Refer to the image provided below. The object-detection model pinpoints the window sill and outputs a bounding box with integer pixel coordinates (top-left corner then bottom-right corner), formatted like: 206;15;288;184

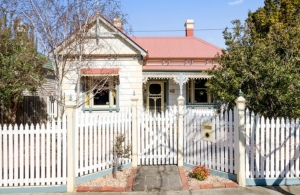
83;107;120;112
186;104;215;109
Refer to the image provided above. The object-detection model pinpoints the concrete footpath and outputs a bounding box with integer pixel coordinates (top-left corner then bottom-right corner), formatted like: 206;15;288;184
9;186;300;195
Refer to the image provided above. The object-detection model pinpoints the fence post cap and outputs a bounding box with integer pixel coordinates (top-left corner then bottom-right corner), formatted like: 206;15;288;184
235;96;246;103
131;96;138;101
235;96;246;110
177;95;185;101
65;102;76;108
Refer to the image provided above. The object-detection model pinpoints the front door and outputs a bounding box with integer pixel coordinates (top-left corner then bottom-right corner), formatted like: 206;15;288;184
146;81;164;112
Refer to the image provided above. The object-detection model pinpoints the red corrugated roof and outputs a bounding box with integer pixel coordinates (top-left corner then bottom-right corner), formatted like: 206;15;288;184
131;36;222;58
81;68;119;76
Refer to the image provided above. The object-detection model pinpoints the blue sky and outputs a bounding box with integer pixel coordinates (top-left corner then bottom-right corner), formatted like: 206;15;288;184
121;0;265;49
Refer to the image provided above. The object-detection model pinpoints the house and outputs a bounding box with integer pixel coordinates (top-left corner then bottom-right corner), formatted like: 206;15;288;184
55;15;221;112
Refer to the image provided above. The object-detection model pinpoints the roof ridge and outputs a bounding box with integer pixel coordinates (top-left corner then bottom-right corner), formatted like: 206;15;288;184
191;36;222;50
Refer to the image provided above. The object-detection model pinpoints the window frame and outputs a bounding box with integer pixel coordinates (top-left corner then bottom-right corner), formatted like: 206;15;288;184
82;76;119;112
188;79;213;104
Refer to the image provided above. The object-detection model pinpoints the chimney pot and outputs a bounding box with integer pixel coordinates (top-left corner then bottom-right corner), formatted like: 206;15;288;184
184;20;194;37
113;17;123;31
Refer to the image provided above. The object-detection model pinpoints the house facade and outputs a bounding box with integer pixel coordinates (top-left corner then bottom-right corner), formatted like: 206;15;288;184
57;15;221;112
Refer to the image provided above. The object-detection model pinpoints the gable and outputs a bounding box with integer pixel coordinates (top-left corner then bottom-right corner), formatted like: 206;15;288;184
53;15;147;57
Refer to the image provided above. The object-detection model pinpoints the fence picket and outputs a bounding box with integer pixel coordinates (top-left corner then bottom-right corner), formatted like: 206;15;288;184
19;124;24;185
41;123;46;185
270;118;275;178
216;113;220;171
62;115;67;184
245;110;250;179
265;118;270;178
174;106;177;165
193;114;197;165
56;119;61;183
13;124;18;186
296;119;300;177
165;110;169;165
255;114;260;178
36;124;40;185
8;124;13;186
97;115;101;171
46;122;51;185
275;118;280;177
220;111;224;172
286;119;290;178
250;112;255;178
197;114;201;165
280;118;285;178
261;116;265;178
154;112;158;165
225;111;229;173
93;115;97;172
291;119;295;177
51;120;56;183
169;109;173;165
89;114;93;174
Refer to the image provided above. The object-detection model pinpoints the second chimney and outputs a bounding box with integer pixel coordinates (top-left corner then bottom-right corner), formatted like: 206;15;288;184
184;20;194;37
113;17;123;31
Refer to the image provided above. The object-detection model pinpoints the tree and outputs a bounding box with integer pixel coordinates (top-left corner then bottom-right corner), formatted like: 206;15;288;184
0;7;47;123
6;0;130;115
112;134;131;179
207;0;300;118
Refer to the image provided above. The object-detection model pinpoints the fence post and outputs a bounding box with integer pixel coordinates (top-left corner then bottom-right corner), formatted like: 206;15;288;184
131;95;138;167
235;95;246;187
177;95;185;167
65;103;76;192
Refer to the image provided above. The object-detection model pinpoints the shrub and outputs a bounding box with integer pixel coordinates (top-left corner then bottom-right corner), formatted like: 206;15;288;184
191;165;210;181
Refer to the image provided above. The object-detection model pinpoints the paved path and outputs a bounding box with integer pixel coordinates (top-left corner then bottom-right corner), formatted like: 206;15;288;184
133;165;182;192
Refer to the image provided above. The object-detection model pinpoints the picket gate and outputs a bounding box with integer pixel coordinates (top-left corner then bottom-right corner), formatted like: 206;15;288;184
137;107;178;165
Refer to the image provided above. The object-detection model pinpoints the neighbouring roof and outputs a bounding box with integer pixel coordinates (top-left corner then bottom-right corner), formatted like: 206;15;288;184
43;60;54;71
81;68;119;76
131;36;222;59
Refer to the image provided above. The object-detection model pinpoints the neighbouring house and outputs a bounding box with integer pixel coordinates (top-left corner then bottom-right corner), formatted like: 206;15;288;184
54;14;221;113
0;60;57;125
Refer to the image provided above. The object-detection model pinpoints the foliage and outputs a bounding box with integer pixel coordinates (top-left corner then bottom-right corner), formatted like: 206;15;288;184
191;165;210;181
207;0;300;118
112;134;131;179
0;7;46;122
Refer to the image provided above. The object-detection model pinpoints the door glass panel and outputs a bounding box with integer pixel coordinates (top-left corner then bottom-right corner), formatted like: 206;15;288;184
149;98;162;112
149;84;161;94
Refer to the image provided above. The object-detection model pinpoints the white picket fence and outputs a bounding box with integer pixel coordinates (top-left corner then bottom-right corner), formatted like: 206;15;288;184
0;116;67;187
245;110;300;179
75;108;132;176
3;102;300;189
184;108;236;173
137;106;178;165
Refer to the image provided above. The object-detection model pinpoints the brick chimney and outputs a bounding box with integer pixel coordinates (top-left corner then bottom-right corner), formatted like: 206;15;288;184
184;20;194;37
113;17;123;31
